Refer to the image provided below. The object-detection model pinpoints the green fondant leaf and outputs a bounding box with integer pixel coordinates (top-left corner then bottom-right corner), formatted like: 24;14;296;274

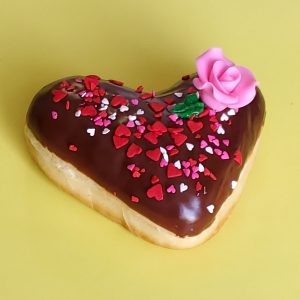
169;93;204;119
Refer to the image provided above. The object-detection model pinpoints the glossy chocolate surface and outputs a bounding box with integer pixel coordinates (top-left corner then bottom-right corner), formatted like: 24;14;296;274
27;75;265;237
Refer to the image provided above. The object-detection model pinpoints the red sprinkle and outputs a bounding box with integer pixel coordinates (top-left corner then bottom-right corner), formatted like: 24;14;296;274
164;98;174;105
187;120;203;133
169;148;179;156
172;133;188;147
65;100;70;110
234;150;243;165
111;95;128;107
149;102;165;113
131;196;140;203
199;154;208;162
144;132;159;144
81;105;97;117
140;92;152;100
146;148;161;161
52;89;67;103
147;183;163;201
167;163;183;178
195;182;202;191
113;136;129;149
115;124;131;137
127;143;142;158
109;79;124;86
68;144;78;152
135;85;144;93
147;121;167;133
84;75;100;91
151;175;160;184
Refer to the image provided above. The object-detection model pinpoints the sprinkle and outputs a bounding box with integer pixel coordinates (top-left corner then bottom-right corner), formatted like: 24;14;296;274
231;180;238;189
198;163;205;173
135;120;141;126
220;113;229;121
113;136;129;149
187;120;203;133
214;148;222;156
131;196;140;203
128;115;137;121
51;111;58;120
108;112;117;120
136;109;144;115
182;161;190;168
206;204;214;214
120;105;129;112
75;110;81;117
192;172;199;180
176;119;183;126
109;79;124;86
223;139;230;146
146;148;161;161
68;144;78;152
131;98;139;105
164;98;174;105
234;150;243;165
200;140;208;149
148;121;167;133
167;163;183;178
172;133;187;147
111;95;128;107
84;75;100;91
127;164;135;171
195;182;202;191
205;146;213;154
174;92;183;98
151;176;160;184
149;102;165;113
160;158;168;167
199;154;208;162
102;98;109;105
87;128;95;136
103;119;111;127
126;121;135;127
168;114;178;122
65;100;70;110
167;185;176;193
217;125;225;135
137;125;145;133
81;105;97;117
221;151;230;160
144;132;159;144
180;183;188;193
147;183;163;201
52;89;67;102
227;109;236;116
183;168;191;177
140;92;152;100
169;148;179;156
174;160;181;169
135;85;144;93
127;143;142;158
102;128;110;135
186;143;194;151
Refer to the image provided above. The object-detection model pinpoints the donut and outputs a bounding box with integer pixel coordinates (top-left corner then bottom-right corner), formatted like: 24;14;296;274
25;48;265;249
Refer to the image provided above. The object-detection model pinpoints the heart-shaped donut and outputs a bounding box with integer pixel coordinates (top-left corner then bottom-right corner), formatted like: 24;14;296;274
25;49;265;248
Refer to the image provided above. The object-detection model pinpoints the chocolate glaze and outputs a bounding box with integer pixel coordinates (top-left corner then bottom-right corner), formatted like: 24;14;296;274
26;75;265;237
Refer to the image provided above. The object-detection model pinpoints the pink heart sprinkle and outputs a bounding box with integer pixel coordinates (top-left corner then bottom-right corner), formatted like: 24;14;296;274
192;173;199;180
214;148;222;156
166;145;174;151
182;161;190;168
126;121;135;128
183;168;191;177
212;139;220;146
192;166;199;173
127;164;135;171
209;109;216;116
131;98;139;105
167;185;176;193
221;151;230;160
51;111;58;120
208;135;215;143
94;119;103;126
176;119;183;125
160;158;168;167
223;139;230;146
86;92;93;97
200;140;208;149
137;125;145;133
169;114;178;122
103;119;111;127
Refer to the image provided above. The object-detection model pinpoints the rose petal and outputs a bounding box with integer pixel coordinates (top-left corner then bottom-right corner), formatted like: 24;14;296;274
219;66;241;93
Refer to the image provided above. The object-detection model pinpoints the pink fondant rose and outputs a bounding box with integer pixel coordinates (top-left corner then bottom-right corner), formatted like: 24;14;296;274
193;48;258;112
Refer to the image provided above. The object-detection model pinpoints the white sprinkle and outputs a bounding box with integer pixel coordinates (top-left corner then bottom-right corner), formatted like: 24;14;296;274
186;143;194;151
180;183;188;192
231;180;238;189
135;120;141;126
75;110;81;117
198;163;205;173
99;105;108;111
102;128;110;135
205;146;213;154
120;105;129;112
217;125;225;135
102;98;109;105
136;109;144;115
128;115;137;121
220;113;229;121
87;128;95;136
227;109;236;116
174;92;183;98
108;112;117;120
207;204;215;214
163;153;169;163
196;91;200;99
174;160;181;169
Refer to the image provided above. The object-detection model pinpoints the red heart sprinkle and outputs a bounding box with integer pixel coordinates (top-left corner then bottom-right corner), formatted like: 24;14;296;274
147;183;163;201
81;105;97;117
204;168;211;176
111;95;128;107
187;120;203;133
169;148;179;156
84;75;100;91
209;116;218;123
146;148;161;161
154;112;163;118
149;102;165;113
210;124;218;132
127;143;142;158
151;175;160;184
234;150;243;165
140;92;152;100
113;136;129;149
99;89;106;97
98;110;107;118
198;109;210;118
167;163;183;178
52;89;67;103
164;98;174;105
135;85;144;93
115;124;131;137
109;79;124;86
188;158;197;166
199;154;208;162
60;80;69;88
68;144;78;152
187;86;197;93
65;100;70;110
131;196;140;203
144;132;159;144
172;133;187;147
167;127;184;134
147;121;167;133
195;182;202;191
133;132;142;139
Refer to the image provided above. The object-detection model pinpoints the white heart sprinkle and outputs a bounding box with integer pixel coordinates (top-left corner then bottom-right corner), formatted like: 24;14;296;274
160;147;167;154
205;146;213;154
87;128;95;136
108;112;117;120
231;180;238;189
198;163;205;173
180;183;188;192
163;153;169;163
207;204;215;214
220;113;229;121
102;128;110;135
196;91;200;99
174;160;181;169
75;110;81;117
128;115;137;121
174;92;183;98
186;143;194;151
100;105;108;111
227;109;236;116
217;125;225;135
102;98;109;105
135;120;141;126
120;105;129;112
136;109;144;115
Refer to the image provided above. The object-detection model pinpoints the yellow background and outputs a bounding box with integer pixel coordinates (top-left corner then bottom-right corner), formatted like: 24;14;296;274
0;0;299;299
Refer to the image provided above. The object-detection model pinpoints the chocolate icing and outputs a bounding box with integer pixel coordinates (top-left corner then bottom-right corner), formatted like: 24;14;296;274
26;75;265;237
